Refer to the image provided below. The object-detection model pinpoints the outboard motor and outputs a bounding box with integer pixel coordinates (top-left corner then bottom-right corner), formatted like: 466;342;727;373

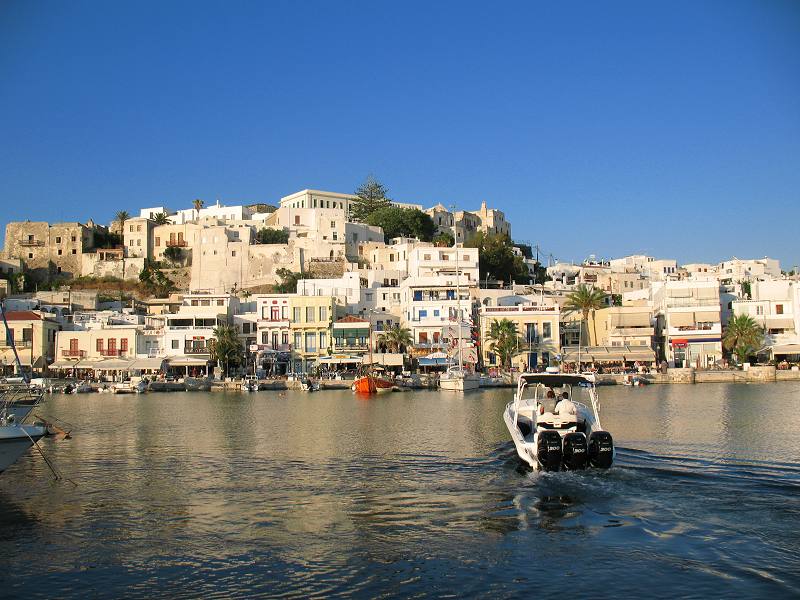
587;431;614;468
536;430;563;471
562;432;588;470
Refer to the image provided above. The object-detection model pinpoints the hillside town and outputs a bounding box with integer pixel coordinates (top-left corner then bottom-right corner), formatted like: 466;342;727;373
1;181;799;384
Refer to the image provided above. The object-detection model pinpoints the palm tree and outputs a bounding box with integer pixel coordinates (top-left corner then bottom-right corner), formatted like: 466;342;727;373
378;324;412;353
152;212;171;225
723;314;764;364
193;199;205;219
486;318;521;369
563;284;607;345
114;210;130;278
210;324;243;376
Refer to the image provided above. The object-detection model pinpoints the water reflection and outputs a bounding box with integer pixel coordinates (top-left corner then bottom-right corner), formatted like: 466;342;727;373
0;384;798;598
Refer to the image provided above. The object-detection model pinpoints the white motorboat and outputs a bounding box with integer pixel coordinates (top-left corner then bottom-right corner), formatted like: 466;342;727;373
299;377;320;392
66;380;94;394
622;374;647;387
439;368;480;392
112;379;147;394
0;413;46;474
503;372;614;471
242;376;259;392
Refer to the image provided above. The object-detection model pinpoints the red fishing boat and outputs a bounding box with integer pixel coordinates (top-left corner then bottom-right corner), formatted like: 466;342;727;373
351;374;394;394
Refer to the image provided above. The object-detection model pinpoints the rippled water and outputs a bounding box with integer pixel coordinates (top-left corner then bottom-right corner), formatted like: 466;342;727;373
2;383;799;598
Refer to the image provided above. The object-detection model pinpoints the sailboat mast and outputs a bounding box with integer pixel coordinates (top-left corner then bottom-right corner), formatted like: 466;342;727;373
455;239;462;370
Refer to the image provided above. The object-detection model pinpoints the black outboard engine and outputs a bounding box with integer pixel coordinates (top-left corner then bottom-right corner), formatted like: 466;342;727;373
562;432;588;470
587;431;614;468
536;430;563;471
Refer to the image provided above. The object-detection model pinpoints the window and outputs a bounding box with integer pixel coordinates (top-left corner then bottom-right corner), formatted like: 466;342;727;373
419;310;428;318
262;332;268;344
319;307;327;321
58;249;62;255
293;308;301;322
72;249;76;254
294;215;300;225
330;221;335;228
332;231;338;241
294;333;302;350
424;254;431;260
231;251;236;257
776;304;784;315
71;235;76;242
756;306;764;315
282;332;289;345
172;340;179;349
56;236;62;243
28;253;33;259
319;332;327;349
419;332;428;343
217;300;224;306
306;307;315;322
433;310;440;317
120;338;128;353
543;322;552;339
155;237;160;246
129;225;134;232
96;339;104;352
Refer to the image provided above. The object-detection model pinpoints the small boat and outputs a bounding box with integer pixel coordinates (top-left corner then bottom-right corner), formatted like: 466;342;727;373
352;375;393;394
242;376;259;392
67;380;94;394
439;367;480;392
622;374;647;387
503;372;614;471
112;379;147;394
299;376;319;392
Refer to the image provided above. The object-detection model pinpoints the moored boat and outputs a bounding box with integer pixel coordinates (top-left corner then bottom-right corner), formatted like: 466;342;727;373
439;368;480;392
352;375;393;394
112;379;147;394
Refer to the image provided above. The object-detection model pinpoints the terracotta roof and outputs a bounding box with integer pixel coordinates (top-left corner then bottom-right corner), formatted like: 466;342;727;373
3;310;43;321
335;315;370;324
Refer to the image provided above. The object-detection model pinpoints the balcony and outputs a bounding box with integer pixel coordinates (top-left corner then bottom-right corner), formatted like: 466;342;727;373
19;239;45;247
333;343;369;351
665;298;719;308
166;240;188;247
100;349;125;357
62;349;86;358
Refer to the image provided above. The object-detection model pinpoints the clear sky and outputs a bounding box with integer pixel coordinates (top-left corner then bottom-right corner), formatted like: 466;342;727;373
1;0;799;268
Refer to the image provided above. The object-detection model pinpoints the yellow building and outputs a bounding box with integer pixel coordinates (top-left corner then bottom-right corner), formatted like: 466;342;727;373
0;310;61;376
479;303;560;371
288;295;335;372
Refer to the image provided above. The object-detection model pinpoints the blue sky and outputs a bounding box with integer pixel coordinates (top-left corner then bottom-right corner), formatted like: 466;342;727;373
1;0;799;268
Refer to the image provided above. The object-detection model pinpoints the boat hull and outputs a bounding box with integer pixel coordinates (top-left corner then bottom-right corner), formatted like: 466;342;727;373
352;376;393;394
440;375;480;392
0;425;46;474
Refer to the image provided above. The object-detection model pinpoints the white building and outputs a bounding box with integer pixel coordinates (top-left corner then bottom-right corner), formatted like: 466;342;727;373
718;257;781;284
732;280;800;359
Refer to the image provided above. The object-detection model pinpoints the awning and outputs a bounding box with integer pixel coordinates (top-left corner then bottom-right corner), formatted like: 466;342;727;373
94;359;135;371
772;344;800;356
371;353;404;367
669;312;695;327
765;317;795;330
611;312;651;327
129;357;165;370
167;356;212;367
316;355;363;365
50;359;82;369
418;356;454;366
562;346;656;363
0;349;32;366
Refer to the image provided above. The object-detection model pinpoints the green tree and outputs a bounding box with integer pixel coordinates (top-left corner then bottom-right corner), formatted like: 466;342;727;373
210;324;243;376
139;260;175;297
152;212;171;225
563;284;607;345
115;210;130;232
378;324;413;353
163;245;183;265
274;268;303;294
193;199;205;211
432;231;455;247
466;232;529;284
723;314;764;364
256;228;290;244
365;206;436;242
351;176;391;222
486;319;522;369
